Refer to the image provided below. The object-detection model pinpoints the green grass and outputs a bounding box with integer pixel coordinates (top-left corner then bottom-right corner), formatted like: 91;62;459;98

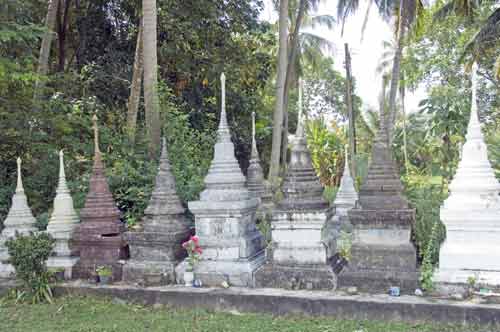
0;295;491;332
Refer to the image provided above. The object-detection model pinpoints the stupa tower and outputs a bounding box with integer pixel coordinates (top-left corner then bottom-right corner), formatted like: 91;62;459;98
435;64;500;286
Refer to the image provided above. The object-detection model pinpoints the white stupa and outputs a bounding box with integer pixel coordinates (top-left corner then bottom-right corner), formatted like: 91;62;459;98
46;150;80;278
333;146;358;218
0;158;38;278
435;64;500;286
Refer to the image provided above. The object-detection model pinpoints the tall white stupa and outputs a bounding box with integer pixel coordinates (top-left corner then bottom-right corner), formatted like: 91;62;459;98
0;158;38;278
46;150;80;278
435;64;500;286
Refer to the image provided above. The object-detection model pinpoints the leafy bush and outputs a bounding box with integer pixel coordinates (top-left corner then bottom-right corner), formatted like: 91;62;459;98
5;232;56;303
404;175;447;265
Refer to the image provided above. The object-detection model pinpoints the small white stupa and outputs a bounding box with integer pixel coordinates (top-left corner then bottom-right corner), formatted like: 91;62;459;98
0;158;38;278
46;150;80;278
324;145;358;257
435;64;500;286
333;146;358;219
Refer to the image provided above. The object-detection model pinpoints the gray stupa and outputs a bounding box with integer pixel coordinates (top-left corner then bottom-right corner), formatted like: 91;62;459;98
188;73;265;287
246;111;273;218
46;150;80;279
255;82;335;290
338;109;418;293
0;158;38;278
123;138;190;285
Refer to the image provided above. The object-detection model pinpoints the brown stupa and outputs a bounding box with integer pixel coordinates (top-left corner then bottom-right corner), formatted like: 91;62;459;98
74;115;128;280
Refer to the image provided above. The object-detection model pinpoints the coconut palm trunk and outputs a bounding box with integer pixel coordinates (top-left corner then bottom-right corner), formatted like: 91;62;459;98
126;19;143;143
386;0;405;142
34;0;59;99
143;0;161;156
268;0;289;185
280;0;307;171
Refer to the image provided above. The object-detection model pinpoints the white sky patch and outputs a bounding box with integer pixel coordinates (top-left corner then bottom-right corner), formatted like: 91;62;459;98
260;0;427;116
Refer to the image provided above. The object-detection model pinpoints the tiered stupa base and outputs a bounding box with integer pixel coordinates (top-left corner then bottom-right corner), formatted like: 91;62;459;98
338;210;419;293
189;200;265;287
123;229;189;285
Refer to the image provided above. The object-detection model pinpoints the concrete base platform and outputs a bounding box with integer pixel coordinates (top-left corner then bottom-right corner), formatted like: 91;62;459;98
122;260;177;286
47;256;79;280
50;282;500;327
255;263;336;290
338;268;419;294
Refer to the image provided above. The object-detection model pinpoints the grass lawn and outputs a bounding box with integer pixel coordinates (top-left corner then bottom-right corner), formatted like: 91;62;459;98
0;295;490;332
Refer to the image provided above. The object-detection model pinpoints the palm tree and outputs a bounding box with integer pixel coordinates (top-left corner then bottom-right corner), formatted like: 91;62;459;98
268;0;289;185
337;0;424;141
143;0;161;156
376;39;410;174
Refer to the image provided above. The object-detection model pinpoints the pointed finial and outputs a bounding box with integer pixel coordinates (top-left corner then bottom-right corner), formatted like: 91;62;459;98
16;157;24;192
59;150;66;179
220;73;227;126
296;78;304;138
92;114;100;154
161;137;168;159
251;112;258;158
344;144;351;177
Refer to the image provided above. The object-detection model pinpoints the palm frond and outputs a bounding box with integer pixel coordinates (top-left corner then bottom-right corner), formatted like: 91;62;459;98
337;0;360;36
303;14;336;30
462;7;500;60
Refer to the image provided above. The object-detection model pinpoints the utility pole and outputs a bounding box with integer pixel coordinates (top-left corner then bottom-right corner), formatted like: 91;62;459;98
344;43;356;178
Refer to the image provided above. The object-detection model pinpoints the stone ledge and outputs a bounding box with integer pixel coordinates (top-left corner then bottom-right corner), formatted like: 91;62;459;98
50;282;500;327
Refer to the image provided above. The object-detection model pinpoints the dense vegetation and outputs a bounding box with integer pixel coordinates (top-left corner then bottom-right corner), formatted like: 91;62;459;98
0;0;498;272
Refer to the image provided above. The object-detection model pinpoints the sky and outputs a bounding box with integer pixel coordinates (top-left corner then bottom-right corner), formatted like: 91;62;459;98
260;0;427;115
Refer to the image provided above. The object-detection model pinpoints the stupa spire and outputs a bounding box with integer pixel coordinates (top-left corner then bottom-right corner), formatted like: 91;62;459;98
296;79;304;138
92;114;100;154
16;157;23;192
200;72;248;201
333;145;358;215
251;112;259;159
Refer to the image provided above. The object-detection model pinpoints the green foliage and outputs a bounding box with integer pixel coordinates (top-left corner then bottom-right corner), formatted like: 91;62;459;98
306;118;346;186
95;266;112;277
5;232;55;304
404;175;447;265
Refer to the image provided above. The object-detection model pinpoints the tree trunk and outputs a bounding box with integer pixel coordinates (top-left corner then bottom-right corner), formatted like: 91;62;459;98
57;0;72;72
344;43;356;178
34;0;59;99
268;0;289;185
360;0;373;43
126;19;143;143
143;0;161;156
400;83;409;175
280;0;306;175
386;0;405;142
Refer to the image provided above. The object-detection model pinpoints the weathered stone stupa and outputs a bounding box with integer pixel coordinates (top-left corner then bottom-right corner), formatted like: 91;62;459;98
246;111;273;217
435;64;500;286
73;115;128;280
0;158;38;278
338;108;418;293
188;73;265;287
255;82;334;290
324;146;358;256
46;150;80;278
123;137;190;285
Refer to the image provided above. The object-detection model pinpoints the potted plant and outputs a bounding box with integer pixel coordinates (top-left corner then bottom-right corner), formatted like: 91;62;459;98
182;235;202;286
330;231;352;274
96;266;112;285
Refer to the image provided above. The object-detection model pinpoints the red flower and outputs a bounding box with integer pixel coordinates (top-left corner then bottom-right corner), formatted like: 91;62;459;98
182;241;189;248
191;235;199;243
195;247;203;254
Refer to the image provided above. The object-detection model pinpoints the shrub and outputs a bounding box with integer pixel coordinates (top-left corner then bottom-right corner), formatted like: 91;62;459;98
5;232;55;303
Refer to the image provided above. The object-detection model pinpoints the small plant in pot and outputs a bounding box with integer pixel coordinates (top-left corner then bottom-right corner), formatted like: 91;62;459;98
96;266;113;285
330;231;352;274
182;235;202;286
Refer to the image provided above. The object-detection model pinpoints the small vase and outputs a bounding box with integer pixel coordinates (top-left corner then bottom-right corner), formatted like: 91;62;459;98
184;271;194;287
